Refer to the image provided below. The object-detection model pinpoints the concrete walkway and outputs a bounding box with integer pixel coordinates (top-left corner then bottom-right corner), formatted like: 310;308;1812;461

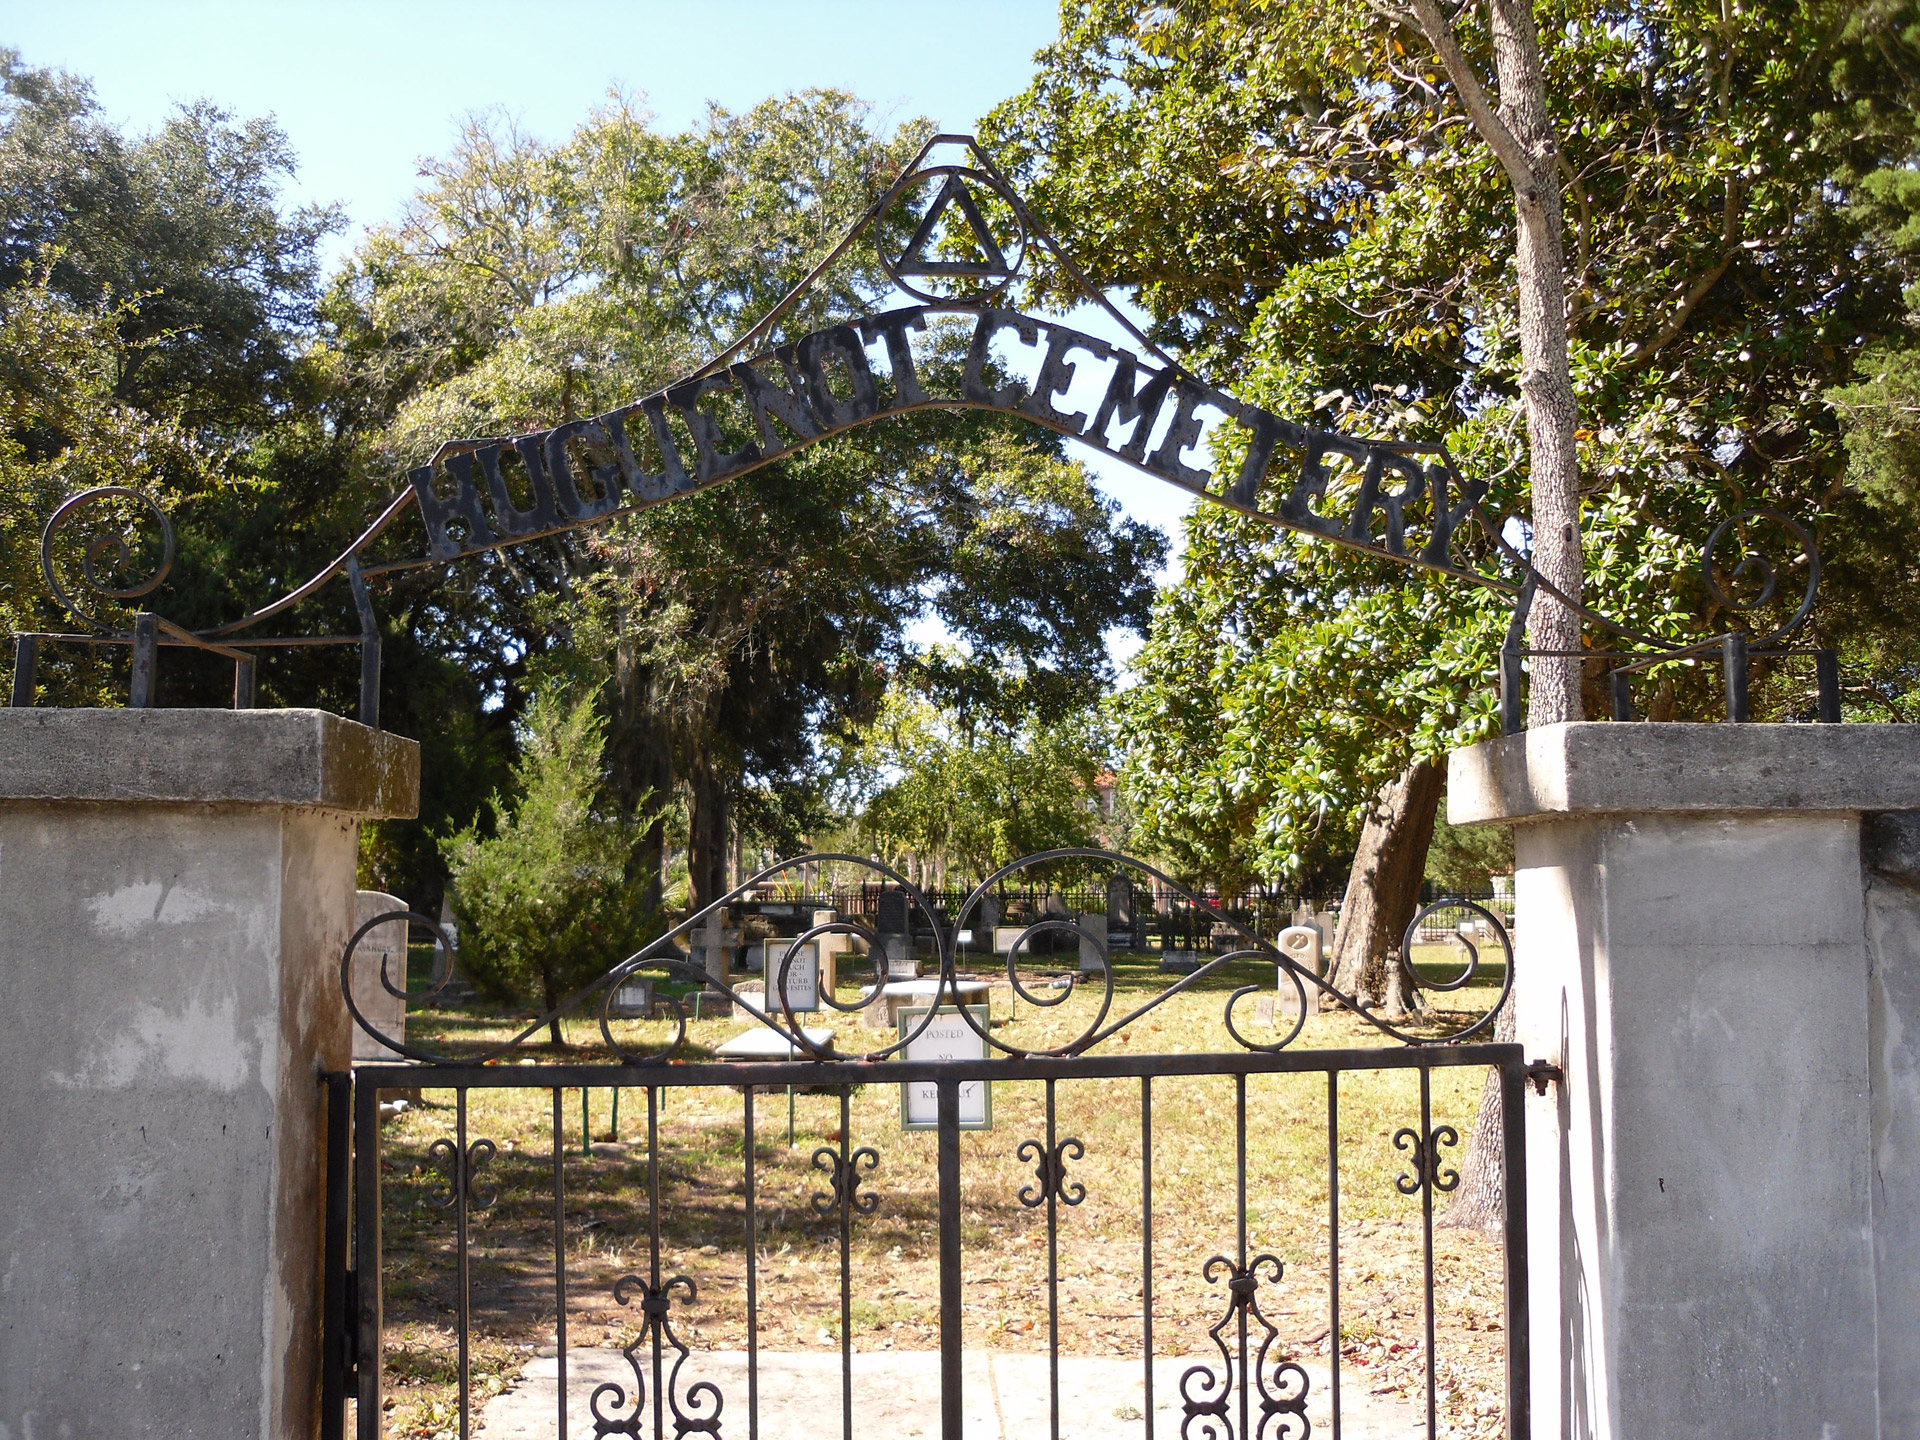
476;1347;1424;1438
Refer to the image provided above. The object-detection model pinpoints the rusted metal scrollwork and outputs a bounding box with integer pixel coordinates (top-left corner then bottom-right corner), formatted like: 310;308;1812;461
1181;1255;1311;1440
1016;1136;1087;1208
809;1144;881;1218
1701;508;1821;647
592;1274;723;1439
341;848;1515;1067
38;486;176;628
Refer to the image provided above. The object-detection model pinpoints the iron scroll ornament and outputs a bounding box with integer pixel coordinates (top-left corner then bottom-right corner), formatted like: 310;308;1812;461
340;848;1515;1067
19;132;1823;718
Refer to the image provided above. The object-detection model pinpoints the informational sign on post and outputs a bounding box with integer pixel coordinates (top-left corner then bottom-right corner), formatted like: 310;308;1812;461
768;940;820;1013
897;1004;992;1131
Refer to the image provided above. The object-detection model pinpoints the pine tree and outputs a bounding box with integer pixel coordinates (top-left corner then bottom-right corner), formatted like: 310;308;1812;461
441;689;656;1046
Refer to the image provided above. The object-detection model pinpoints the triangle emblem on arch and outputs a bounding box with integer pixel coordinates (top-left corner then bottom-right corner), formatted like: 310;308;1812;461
894;172;1015;278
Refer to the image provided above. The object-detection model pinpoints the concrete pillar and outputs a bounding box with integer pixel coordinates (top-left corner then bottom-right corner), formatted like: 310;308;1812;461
0;709;417;1440
1450;722;1920;1440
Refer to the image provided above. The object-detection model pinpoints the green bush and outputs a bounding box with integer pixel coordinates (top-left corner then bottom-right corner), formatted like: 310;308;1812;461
441;689;657;1041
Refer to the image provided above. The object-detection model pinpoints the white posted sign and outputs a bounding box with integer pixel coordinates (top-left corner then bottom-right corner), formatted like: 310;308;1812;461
768;941;820;1013
897;1004;992;1131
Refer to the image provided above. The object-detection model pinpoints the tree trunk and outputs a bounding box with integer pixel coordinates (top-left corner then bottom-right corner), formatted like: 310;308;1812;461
1489;0;1584;727
1405;0;1584;725
1392;0;1584;1238
1439;998;1515;1235
608;630;672;913
541;965;566;1049
1324;758;1444;1015
686;749;732;915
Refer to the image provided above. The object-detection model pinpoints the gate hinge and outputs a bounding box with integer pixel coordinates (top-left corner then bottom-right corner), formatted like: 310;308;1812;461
1525;1059;1564;1096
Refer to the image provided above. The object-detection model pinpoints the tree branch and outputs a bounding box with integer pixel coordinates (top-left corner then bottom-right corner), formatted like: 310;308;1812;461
1622;180;1743;369
1371;0;1538;191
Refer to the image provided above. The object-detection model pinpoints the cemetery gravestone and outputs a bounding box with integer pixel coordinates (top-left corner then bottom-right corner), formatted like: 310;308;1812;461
692;914;738;1016
351;890;409;1062
876;888;915;978
1277;924;1323;977
811;909;844;995
609;976;655;1018
1106;873;1133;941
1077;914;1108;973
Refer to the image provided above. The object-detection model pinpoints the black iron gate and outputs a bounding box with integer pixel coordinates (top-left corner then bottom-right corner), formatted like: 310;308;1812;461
324;1045;1528;1440
320;849;1531;1440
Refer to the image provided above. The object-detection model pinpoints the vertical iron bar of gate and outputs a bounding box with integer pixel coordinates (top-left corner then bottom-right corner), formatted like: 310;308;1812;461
1326;1072;1341;1438
11;633;38;706
1045;1078;1065;1440
456;1088;473;1440
1139;1077;1153;1440
321;1072;352;1440
552;1088;568;1440
837;1086;854;1440
745;1086;761;1440
1418;1067;1438;1440
129;611;157;707
1235;1075;1249;1440
937;1078;963;1440
1501;1058;1532;1440
648;1086;664;1440
353;1071;383;1438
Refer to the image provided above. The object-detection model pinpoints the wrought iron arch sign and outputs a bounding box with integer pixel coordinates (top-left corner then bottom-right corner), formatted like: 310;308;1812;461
19;134;1830;728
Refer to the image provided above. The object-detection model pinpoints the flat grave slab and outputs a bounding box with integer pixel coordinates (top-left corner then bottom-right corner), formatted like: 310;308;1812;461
714;1025;836;1059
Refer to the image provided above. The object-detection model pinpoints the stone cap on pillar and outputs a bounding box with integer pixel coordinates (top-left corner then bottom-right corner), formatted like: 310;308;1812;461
1450;721;1920;824
0;707;419;817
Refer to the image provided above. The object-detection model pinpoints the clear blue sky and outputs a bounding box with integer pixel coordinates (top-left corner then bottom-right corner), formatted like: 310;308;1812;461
8;2;1194;636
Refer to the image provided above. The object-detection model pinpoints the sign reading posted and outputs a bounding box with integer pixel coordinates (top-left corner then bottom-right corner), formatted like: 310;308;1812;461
897;1004;992;1131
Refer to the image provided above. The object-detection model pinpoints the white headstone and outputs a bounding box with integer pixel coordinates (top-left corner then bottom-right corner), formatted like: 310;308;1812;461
353;890;409;1062
1278;924;1323;977
1077;914;1108;973
692;915;737;988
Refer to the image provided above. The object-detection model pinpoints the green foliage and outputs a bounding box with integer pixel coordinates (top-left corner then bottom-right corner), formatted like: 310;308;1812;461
0;46;340;431
989;0;1920;882
327;94;1165;897
0;267;214;704
440;689;657;1015
0;48;516;900
848;686;1107;877
1424;808;1514;895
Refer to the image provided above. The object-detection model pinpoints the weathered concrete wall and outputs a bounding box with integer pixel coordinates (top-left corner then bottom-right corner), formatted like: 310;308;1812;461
1864;814;1920;1440
1513;812;1876;1439
0;710;415;1440
1452;722;1920;1440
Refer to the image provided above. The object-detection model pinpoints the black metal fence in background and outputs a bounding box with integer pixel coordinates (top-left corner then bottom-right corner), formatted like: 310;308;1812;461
731;881;1515;959
733;882;1306;958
